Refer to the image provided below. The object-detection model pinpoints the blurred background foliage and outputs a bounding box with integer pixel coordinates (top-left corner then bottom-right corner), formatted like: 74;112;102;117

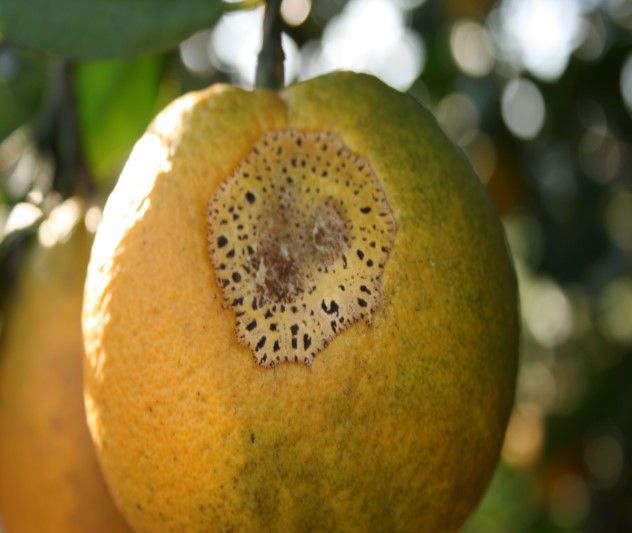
0;0;631;530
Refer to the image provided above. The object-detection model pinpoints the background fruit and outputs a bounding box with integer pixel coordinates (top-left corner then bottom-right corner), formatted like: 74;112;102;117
0;212;130;533
83;72;519;531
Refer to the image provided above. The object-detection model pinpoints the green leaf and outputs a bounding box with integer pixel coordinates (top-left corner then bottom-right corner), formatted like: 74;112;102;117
0;47;47;141
75;56;163;182
0;0;224;59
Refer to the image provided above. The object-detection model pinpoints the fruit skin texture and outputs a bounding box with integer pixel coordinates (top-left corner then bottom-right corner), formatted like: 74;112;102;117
83;72;519;532
0;226;130;533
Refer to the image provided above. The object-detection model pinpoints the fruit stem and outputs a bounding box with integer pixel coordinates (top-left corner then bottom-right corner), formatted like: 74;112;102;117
255;0;284;89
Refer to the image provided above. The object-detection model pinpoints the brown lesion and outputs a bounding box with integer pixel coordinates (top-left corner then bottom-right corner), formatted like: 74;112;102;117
251;241;302;304
311;197;349;260
250;196;350;305
207;129;396;367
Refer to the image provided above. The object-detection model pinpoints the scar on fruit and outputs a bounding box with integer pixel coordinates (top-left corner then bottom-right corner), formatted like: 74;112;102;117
208;129;397;367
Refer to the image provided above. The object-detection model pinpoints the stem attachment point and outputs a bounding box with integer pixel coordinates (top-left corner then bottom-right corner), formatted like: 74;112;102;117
255;0;284;90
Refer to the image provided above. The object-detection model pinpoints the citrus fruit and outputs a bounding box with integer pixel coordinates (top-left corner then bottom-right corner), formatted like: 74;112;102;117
0;207;130;533
83;72;519;531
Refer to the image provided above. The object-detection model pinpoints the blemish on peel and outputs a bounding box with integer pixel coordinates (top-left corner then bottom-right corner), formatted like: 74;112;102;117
208;129;396;367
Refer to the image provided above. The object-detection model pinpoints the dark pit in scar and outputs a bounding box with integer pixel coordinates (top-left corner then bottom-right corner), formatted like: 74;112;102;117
208;129;397;367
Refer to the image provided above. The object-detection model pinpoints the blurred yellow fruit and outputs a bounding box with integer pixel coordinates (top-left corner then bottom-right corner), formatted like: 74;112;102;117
83;72;519;531
0;220;130;533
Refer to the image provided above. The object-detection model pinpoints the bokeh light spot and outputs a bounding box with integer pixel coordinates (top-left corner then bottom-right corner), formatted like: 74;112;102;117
502;404;545;468
281;0;311;26
620;51;632;114
0;48;17;81
210;6;299;87
584;431;625;490
575;12;607;62
459;129;497;183
179;30;214;77
450;19;494;77
523;277;574;348
518;360;558;412
503;213;545;266
605;0;632;29
495;0;585;81
85;206;103;234
435;92;479;141
579;125;622;183
501;78;545;140
38;198;83;248
301;0;424;90
605;191;632;251
547;474;591;528
597;278;632;345
3;202;41;237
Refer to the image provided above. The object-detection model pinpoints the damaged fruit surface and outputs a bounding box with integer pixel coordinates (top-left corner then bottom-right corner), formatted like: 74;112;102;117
208;129;396;367
82;72;519;532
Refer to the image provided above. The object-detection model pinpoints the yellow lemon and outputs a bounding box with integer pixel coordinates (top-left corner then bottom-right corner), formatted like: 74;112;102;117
83;72;519;532
0;217;130;532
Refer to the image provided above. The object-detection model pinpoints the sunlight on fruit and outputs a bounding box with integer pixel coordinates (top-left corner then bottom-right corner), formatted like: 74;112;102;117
82;72;518;532
84;391;104;450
